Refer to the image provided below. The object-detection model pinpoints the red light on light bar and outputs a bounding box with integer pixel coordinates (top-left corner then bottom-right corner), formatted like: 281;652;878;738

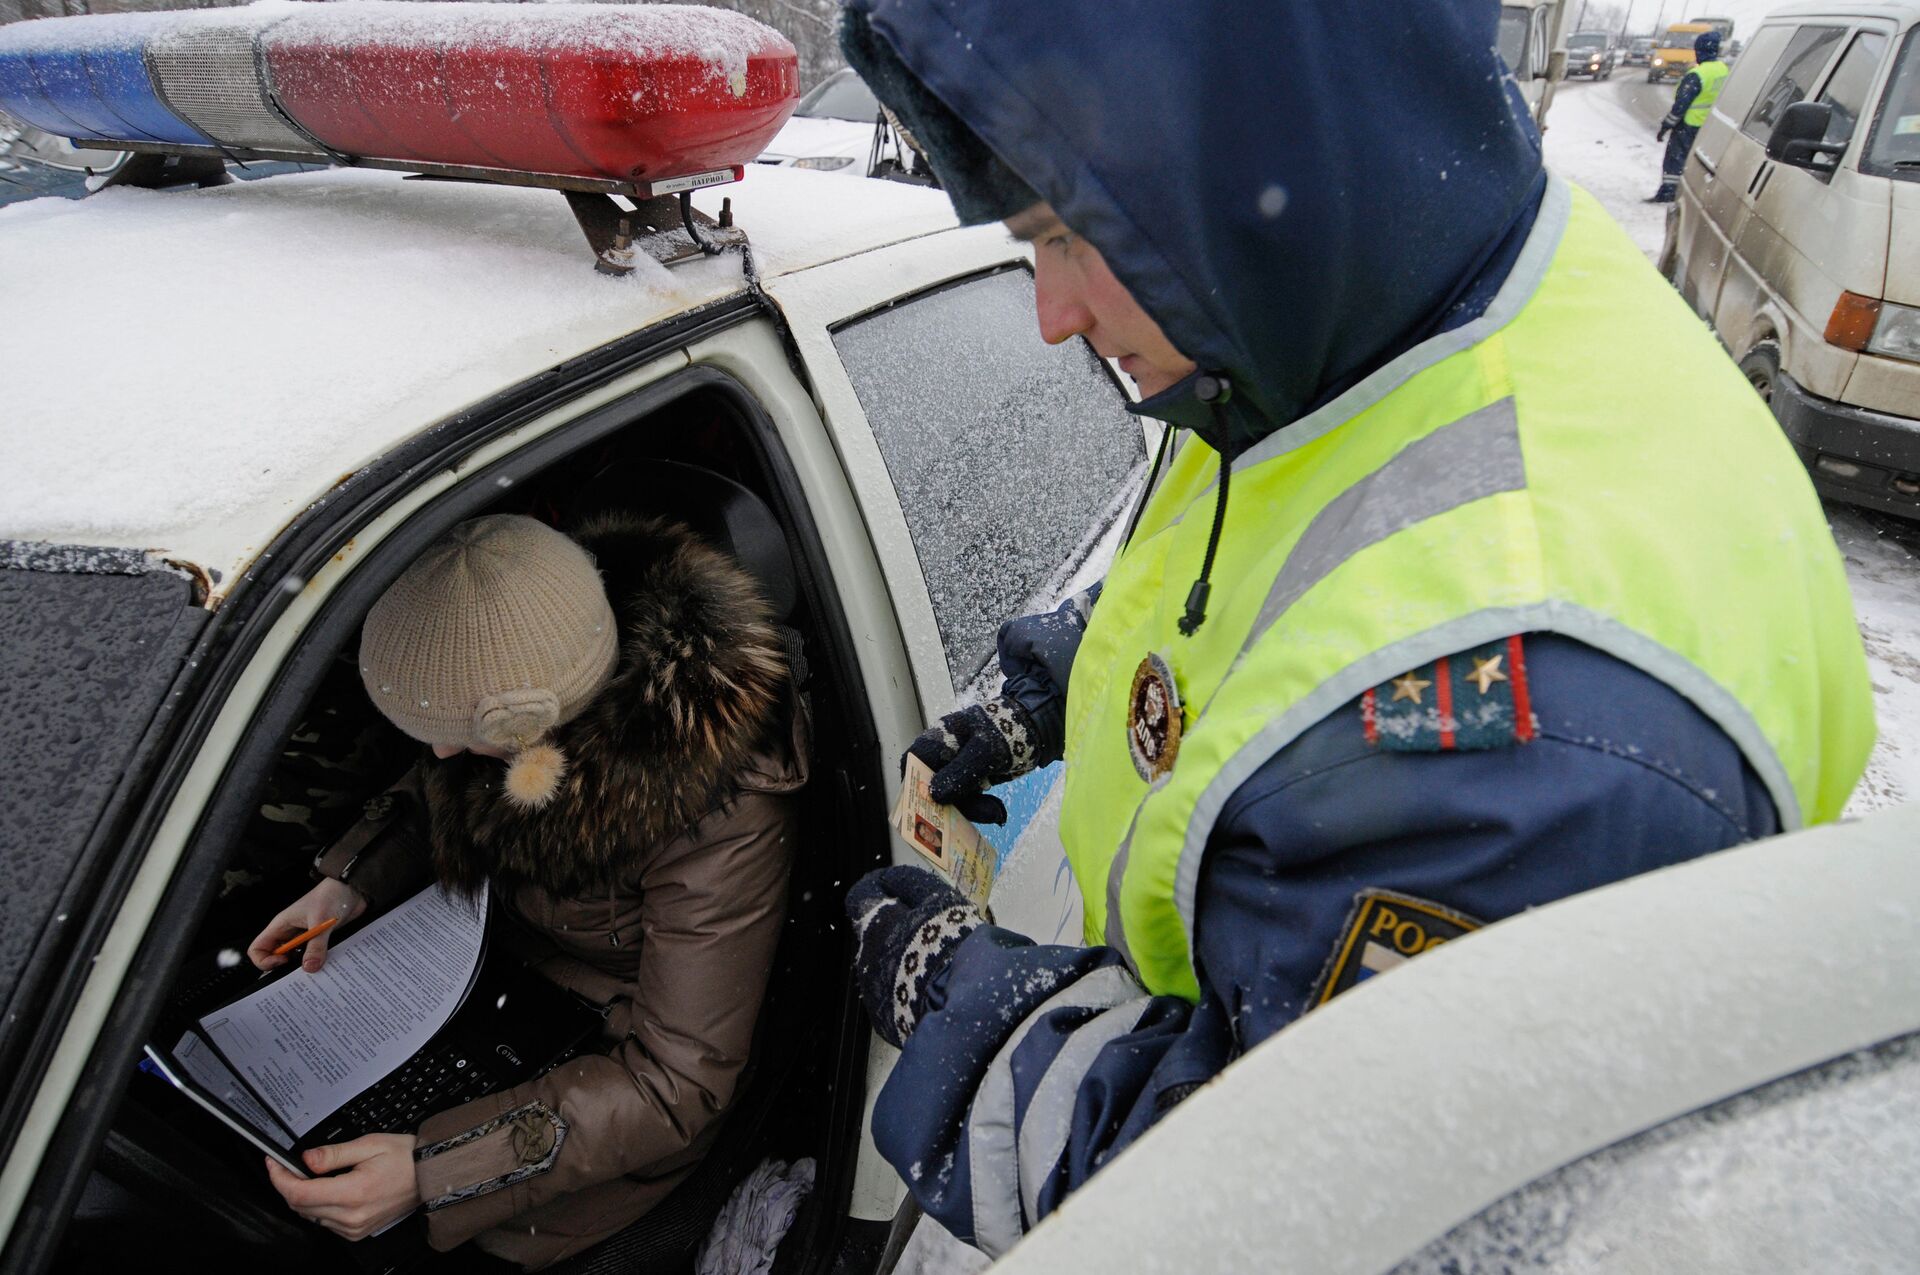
260;5;799;184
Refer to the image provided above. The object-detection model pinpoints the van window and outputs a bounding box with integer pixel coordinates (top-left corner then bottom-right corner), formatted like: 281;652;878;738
1816;32;1889;151
1742;25;1847;143
1497;7;1531;77
1714;24;1796;123
1865;30;1920;177
832;268;1144;689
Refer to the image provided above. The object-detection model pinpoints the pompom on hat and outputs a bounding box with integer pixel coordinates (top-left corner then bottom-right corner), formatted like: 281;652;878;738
359;514;619;810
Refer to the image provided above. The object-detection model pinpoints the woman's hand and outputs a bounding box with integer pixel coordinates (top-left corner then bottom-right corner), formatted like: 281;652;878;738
247;878;368;972
265;1134;420;1240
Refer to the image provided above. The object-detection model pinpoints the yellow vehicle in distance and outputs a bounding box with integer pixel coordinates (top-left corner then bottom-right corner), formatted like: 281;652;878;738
1649;20;1713;80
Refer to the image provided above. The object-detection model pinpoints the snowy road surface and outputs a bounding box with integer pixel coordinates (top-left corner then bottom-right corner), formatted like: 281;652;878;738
1547;77;1920;815
899;75;1920;1274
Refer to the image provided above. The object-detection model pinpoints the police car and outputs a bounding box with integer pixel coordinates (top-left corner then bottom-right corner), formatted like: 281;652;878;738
0;4;1130;1270
1;5;1917;1275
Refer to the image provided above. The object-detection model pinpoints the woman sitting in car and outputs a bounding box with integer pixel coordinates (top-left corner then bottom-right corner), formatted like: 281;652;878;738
246;511;805;1267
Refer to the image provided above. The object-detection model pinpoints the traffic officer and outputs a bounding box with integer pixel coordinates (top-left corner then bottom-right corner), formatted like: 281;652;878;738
1651;30;1730;201
839;1;1874;1257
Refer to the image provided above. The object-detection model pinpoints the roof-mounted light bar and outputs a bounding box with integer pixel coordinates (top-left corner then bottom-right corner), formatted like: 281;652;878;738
0;2;799;273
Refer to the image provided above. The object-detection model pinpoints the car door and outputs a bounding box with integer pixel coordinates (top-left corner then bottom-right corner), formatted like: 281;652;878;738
1676;21;1794;314
1720;23;1850;378
767;229;1147;947
1742;24;1894;394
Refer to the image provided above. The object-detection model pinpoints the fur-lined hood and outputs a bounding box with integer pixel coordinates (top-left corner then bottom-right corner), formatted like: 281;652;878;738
422;513;793;896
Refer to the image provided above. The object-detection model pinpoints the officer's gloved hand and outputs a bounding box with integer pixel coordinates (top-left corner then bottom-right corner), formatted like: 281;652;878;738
846;865;982;1048
905;697;1041;826
1656;121;1672;141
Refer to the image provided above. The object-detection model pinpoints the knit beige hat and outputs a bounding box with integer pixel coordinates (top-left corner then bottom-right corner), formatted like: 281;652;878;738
359;514;619;810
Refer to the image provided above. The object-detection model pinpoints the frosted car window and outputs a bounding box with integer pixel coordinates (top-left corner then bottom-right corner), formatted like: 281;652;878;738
1392;1032;1920;1274
833;268;1143;690
0;561;203;1013
1743;25;1847;143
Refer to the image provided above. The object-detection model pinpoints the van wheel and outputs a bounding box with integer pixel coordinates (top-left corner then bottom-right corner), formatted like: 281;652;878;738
1740;342;1781;408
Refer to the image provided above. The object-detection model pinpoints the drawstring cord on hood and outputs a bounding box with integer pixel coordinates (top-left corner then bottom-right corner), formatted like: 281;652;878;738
1178;375;1235;636
1121;421;1177;552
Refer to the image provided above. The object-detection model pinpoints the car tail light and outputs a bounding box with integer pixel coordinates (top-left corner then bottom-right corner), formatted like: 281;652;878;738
1825;291;1883;352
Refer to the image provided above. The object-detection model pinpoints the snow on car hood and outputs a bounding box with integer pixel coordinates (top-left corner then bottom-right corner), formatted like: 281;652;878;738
0;163;953;586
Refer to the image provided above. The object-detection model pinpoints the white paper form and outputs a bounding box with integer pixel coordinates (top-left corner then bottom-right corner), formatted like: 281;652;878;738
200;882;488;1137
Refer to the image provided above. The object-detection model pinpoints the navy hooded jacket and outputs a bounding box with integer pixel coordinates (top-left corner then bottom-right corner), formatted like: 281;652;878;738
842;0;1778;1253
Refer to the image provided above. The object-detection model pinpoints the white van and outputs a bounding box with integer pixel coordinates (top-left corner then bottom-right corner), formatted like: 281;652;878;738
1664;1;1920;519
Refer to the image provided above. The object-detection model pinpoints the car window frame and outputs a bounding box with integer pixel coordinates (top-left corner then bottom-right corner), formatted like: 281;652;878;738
1711;23;1799;128
826;264;1144;691
1740;22;1852;144
0;303;799;1268
1860;24;1920;181
1812;26;1894;173
765;228;1142;720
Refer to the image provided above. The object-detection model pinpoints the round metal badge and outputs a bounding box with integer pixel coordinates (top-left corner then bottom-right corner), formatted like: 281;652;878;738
1127;652;1183;781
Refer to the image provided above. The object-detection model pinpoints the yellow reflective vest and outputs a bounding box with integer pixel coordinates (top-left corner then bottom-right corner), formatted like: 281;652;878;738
1686;59;1731;127
1059;179;1876;1002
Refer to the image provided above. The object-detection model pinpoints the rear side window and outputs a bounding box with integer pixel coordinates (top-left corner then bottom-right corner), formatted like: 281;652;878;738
1742;25;1848;142
1393;1032;1920;1273
1816;31;1890;151
833;268;1143;690
1713;24;1795;123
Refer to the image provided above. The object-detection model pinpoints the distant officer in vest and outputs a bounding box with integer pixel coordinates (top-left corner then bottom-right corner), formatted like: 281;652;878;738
1651;31;1730;201
837;2;1873;1258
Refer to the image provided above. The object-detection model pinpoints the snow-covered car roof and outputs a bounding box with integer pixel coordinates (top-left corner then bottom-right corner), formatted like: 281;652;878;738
1761;0;1920;18
0;162;956;583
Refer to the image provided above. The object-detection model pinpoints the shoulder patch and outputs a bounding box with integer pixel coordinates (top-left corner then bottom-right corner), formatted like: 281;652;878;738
1310;890;1485;1007
1362;635;1535;751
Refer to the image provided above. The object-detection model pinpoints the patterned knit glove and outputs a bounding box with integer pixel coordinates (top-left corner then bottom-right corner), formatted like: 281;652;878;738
847;865;982;1049
904;697;1042;826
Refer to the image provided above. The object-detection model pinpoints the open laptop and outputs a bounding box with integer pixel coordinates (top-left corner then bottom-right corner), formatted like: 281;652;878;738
146;889;603;1177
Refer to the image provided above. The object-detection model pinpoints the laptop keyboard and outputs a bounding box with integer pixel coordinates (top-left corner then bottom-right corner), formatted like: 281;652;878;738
315;1045;495;1144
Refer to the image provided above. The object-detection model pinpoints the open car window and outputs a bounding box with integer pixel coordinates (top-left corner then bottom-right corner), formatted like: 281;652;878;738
831;268;1143;691
1392;1031;1920;1273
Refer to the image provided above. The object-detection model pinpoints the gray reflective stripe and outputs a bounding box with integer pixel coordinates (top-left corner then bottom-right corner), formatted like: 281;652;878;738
968;965;1142;1258
1111;400;1525;957
1231;177;1572;474
1250;398;1525;644
1015;998;1152;1225
1165;602;1803;947
1102;785;1164;974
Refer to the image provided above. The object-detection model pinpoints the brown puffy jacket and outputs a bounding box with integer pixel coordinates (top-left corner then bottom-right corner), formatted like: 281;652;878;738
317;514;805;1268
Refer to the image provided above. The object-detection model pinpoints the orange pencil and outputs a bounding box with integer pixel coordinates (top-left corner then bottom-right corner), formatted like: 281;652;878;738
271;916;340;957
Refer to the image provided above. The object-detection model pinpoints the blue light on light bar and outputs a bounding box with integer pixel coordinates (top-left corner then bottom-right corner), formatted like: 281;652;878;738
0;25;211;147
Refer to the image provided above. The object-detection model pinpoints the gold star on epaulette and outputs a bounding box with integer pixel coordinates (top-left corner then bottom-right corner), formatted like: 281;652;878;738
1391;671;1433;704
1465;654;1508;694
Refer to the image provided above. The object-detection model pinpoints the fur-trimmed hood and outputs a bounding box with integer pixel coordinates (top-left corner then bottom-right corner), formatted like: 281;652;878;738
422;513;793;896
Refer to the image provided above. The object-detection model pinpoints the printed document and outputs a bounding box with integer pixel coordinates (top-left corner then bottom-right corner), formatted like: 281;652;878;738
200;882;488;1137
